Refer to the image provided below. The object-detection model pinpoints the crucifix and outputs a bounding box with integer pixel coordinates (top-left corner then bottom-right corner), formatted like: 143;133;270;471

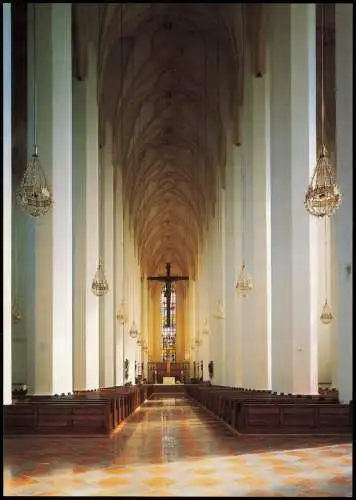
147;262;189;328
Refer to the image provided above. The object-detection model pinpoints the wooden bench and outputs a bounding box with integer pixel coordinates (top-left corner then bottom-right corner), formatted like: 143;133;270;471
186;385;350;435
237;402;352;434
5;385;155;437
4;399;114;436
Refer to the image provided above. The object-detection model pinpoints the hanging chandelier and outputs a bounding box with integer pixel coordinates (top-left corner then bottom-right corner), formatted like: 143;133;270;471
236;146;253;297
236;263;253;298
213;299;225;320
91;261;109;296
202;319;210;335
117;299;128;325
17;5;53;218
305;5;341;218
129;320;138;339
320;218;333;324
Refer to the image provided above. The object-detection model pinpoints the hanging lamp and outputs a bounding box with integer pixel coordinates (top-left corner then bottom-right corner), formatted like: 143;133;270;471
16;4;53;218
305;4;341;218
236;146;253;297
213;299;225;320
320;218;333;324
129;320;138;339
91;260;109;296
202;318;210;335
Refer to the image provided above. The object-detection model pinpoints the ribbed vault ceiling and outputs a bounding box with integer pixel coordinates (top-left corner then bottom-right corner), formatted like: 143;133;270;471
98;4;242;278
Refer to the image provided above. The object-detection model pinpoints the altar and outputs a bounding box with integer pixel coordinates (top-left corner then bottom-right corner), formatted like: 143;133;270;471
148;361;190;383
163;376;176;385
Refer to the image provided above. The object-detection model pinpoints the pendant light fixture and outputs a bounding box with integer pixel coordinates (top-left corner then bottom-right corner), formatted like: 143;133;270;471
320;218;332;324
91;260;109;296
236;146;253;297
213;299;225;320
202;318;210;335
305;4;341;218
16;4;53;218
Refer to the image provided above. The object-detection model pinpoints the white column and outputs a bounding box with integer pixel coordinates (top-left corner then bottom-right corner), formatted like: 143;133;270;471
73;78;86;391
51;4;73;394
241;51;256;389
33;4;73;395
250;68;271;389
84;43;100;390
270;4;318;394
335;4;353;403
3;3;12;404
224;141;238;387
100;122;115;387
114;167;124;386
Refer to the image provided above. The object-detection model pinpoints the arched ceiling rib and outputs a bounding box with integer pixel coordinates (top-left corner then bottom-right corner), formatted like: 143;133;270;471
98;3;242;277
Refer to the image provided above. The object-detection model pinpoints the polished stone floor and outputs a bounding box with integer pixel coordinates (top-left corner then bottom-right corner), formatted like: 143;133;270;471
3;395;352;496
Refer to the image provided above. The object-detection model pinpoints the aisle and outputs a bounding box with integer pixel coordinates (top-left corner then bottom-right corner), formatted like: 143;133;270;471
4;395;352;496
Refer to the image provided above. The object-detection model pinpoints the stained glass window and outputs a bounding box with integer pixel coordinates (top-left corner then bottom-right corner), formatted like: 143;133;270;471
161;283;176;362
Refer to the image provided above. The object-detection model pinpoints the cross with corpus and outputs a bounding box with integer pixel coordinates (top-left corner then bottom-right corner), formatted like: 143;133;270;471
147;263;189;327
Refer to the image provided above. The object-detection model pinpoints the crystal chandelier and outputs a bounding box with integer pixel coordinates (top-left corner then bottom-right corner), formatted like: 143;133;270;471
17;5;53;218
91;261;109;296
116;299;128;325
320;299;332;324
305;5;341;218
236;146;253;297
202;319;210;335
195;332;202;347
236;263;253;298
213;300;225;320
129;320;138;339
320;218;332;324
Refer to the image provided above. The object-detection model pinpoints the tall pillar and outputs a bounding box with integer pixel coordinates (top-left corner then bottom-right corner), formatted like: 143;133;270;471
100;122;115;387
243;58;271;389
224;143;235;387
335;4;352;403
3;3;12;404
84;43;100;389
114;166;124;386
32;4;73;395
269;4;318;394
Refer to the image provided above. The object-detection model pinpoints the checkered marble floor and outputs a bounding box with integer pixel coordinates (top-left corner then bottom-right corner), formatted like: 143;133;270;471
4;395;352;496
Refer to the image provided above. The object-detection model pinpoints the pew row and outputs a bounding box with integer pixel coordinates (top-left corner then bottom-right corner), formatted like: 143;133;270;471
186;386;352;435
4;385;154;436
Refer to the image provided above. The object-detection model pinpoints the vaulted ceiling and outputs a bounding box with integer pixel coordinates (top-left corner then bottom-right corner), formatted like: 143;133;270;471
96;4;247;279
12;4;336;279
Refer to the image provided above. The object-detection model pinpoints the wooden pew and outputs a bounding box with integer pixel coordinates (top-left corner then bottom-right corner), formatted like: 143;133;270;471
5;385;154;437
237;402;352;434
4;400;114;436
186;385;350;435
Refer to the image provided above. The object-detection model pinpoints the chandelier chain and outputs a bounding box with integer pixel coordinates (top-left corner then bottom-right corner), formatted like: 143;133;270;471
324;217;328;301
242;145;246;263
33;4;38;148
321;3;325;145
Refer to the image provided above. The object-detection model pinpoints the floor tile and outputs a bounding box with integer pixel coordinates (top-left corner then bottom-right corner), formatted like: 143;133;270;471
4;394;352;497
